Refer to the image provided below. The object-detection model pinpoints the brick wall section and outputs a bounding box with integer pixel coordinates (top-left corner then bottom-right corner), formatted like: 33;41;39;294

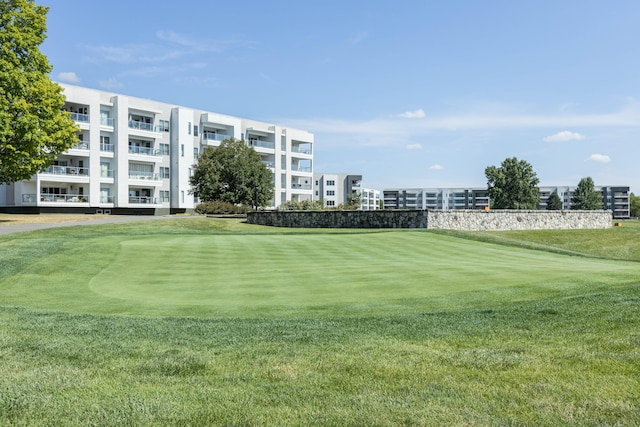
247;210;612;230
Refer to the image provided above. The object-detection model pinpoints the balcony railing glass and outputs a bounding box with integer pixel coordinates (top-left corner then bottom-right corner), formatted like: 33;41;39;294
129;196;158;204
22;194;37;203
203;133;228;141
71;112;89;122
128;146;159;156
129;172;159;180
101;117;115;126
40;194;88;203
291;166;312;172
248;139;275;150
100;170;114;178
262;161;275;168
100;143;114;152
71;141;89;150
291;183;312;190
291;146;312;154
43;166;89;176
100;195;114;203
128;120;154;131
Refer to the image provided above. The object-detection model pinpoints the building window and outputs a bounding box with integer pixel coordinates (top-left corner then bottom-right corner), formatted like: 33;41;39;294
159;143;169;156
315;180;319;186
181;144;184;157
326;180;335;186
181;191;185;203
188;122;192;135
188;168;192;177
326;200;335;206
194;125;199;137
194;147;199;158
160;167;170;179
159;119;170;132
326;190;335;196
160;190;170;202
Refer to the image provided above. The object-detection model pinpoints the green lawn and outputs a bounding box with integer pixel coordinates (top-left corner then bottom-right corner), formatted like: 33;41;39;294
0;218;639;425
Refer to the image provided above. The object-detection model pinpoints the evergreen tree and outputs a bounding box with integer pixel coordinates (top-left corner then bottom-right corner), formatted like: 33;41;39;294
546;192;563;210
0;0;78;184
571;177;603;210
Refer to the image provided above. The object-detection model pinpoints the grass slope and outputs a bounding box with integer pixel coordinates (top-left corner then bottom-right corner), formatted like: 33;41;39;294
0;218;639;425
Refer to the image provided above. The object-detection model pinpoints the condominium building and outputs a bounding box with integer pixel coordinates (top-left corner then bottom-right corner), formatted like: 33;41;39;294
313;173;380;210
383;186;630;219
0;84;314;214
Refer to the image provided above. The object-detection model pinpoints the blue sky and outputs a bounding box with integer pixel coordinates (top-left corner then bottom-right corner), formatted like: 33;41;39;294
42;1;640;193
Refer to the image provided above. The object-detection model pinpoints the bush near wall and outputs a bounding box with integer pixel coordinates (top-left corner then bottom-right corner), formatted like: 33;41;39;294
195;201;251;215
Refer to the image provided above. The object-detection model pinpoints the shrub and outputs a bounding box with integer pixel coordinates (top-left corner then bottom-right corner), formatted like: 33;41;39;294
277;200;324;211
194;201;251;215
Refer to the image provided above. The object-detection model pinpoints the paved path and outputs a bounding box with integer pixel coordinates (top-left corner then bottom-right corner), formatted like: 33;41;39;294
0;215;172;235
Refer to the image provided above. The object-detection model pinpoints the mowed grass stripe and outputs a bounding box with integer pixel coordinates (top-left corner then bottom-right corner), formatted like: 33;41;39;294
81;231;640;316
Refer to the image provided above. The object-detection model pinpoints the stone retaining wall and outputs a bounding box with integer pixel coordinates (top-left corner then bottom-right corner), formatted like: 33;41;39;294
247;209;612;230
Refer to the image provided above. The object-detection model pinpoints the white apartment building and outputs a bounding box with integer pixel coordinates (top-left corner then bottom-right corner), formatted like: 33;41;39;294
313;173;380;210
383;186;630;219
0;84;314;214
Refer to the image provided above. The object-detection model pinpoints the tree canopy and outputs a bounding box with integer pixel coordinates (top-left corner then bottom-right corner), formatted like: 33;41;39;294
0;0;78;184
189;138;274;208
546;192;563;210
571;177;602;210
631;193;640;218
485;157;540;209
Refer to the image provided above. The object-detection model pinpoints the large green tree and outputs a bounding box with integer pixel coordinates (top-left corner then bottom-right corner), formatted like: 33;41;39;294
485;157;540;209
0;0;78;184
546;192;563;210
631;193;640;218
190;138;274;208
571;177;602;210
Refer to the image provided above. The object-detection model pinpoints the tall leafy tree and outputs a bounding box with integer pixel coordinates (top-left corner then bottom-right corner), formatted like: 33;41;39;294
0;0;78;184
571;177;603;210
631;193;640;218
190;138;274;208
485;157;540;209
546;192;563;210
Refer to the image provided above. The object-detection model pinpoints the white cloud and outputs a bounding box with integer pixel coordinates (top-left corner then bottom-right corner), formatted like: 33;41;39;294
429;164;444;171
99;78;124;89
543;130;585;142
348;31;369;45
398;109;426;119
405;143;422;150
58;72;80;83
587;154;612;163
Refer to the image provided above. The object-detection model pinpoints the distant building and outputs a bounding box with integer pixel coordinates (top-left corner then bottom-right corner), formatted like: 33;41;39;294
383;186;630;219
313;173;380;210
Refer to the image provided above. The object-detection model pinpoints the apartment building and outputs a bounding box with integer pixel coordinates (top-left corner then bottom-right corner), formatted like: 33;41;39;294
0;84;314;214
383;186;630;219
313;173;380;210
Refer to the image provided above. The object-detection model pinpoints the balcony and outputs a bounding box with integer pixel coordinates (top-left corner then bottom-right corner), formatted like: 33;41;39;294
128;120;154;132
100;143;114;152
203;132;228;142
248;139;275;150
71;112;89;123
100;195;114;203
71;141;89;150
100;170;114;178
129;196;158;204
262;161;275;168
43;165;89;176
129;146;159;156
291;146;312;155
129;172;160;181
291;165;312;173
291;183;312;190
40;194;89;203
101;117;115;126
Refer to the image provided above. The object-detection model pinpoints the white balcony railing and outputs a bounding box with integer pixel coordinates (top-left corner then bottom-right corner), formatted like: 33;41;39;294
291;146;312;154
248;139;275;150
203;133;228;141
71;141;89;150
